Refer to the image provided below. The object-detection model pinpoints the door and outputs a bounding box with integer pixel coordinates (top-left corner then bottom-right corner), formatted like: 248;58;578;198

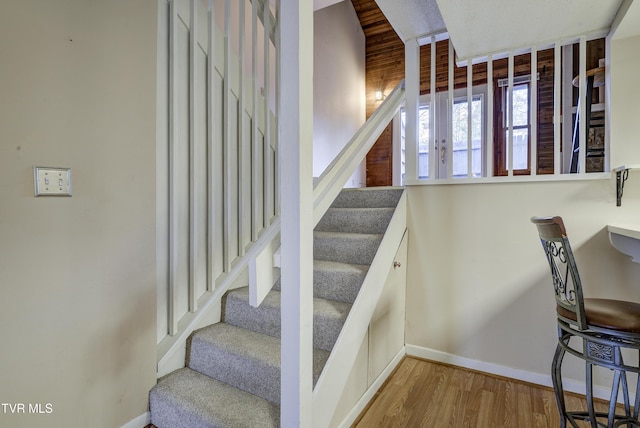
395;87;486;183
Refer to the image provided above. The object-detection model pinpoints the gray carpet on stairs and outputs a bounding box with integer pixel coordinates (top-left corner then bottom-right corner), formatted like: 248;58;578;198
188;322;330;404
315;207;395;234
314;230;383;265
150;368;280;428
274;259;369;304
149;187;403;428
223;287;351;352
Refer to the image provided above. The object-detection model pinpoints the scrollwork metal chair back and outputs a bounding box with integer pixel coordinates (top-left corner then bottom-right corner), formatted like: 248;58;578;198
531;216;640;428
531;216;588;331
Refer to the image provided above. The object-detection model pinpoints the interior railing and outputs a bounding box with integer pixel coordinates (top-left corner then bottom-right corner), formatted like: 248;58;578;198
250;80;406;306
156;0;279;375
158;0;407;423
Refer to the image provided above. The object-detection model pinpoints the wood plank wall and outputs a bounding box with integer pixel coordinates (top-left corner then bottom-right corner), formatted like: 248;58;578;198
352;0;604;183
352;0;402;186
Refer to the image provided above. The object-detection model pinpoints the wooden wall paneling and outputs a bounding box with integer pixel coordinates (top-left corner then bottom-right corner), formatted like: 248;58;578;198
354;0;403;187
364;29;402;186
366;124;394;186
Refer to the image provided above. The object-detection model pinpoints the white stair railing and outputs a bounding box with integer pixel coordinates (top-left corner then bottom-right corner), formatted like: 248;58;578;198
156;0;280;375
159;1;406;422
251;81;406;307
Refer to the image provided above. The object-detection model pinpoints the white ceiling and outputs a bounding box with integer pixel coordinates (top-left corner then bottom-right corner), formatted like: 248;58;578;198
374;0;446;42
373;0;628;61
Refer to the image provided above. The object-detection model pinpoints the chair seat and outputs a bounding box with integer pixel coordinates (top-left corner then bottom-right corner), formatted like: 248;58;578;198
557;298;640;334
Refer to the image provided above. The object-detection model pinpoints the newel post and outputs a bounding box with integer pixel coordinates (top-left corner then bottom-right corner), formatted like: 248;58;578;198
279;0;314;426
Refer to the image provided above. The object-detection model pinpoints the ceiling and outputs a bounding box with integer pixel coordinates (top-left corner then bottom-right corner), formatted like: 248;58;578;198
373;0;445;42
437;0;624;60
349;0;630;61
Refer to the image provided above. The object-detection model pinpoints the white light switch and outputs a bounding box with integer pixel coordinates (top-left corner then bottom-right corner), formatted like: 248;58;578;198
34;167;72;196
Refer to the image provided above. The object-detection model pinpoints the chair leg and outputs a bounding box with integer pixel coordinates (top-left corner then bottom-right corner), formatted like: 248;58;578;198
586;361;598;428
553;341;568;428
635;350;640;421
634;372;640;421
609;368;622;427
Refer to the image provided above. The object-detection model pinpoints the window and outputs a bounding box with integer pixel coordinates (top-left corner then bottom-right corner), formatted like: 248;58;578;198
495;82;531;175
397;89;485;184
451;96;483;178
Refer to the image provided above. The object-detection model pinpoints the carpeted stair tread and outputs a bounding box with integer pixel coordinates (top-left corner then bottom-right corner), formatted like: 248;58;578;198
223;287;351;352
273;260;368;304
330;187;403;209
311;260;368;303
149;367;279;428
149;186;406;426
188;323;279;403
315;207;395;234
314;230;383;265
189;322;329;404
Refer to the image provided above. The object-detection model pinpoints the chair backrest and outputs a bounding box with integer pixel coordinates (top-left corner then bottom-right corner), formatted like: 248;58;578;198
531;216;588;330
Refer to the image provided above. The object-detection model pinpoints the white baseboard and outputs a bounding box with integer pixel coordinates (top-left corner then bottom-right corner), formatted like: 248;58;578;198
337;347;406;428
121;411;150;428
406;344;629;404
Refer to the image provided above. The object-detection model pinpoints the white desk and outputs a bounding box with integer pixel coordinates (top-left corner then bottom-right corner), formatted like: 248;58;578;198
608;224;640;263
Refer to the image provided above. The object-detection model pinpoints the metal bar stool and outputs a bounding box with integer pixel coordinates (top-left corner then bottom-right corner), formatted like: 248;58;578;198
531;216;640;428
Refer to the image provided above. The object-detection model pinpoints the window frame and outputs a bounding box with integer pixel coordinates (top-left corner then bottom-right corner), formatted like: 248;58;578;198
494;80;532;176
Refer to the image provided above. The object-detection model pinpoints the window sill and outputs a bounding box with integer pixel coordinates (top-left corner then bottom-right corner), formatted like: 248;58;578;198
404;172;611;186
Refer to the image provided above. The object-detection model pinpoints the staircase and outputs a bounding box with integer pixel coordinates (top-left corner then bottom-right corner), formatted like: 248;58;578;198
149;187;404;428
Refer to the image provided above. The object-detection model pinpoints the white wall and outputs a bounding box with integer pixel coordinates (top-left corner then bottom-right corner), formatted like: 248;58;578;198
405;33;640;394
313;1;366;187
0;1;157;427
610;34;640;167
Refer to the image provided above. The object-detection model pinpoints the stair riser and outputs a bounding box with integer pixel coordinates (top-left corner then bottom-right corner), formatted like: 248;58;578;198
330;188;403;209
273;263;367;304
189;335;281;404
315;207;395;234
223;292;281;339
310;266;366;304
150;368;280;428
314;233;382;265
150;393;213;428
223;290;347;352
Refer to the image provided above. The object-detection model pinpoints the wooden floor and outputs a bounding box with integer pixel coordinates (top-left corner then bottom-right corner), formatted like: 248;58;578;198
353;356;618;428
147;357;622;428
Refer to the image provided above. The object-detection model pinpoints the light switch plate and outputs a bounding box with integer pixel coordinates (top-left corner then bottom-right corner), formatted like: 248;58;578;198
34;167;72;196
